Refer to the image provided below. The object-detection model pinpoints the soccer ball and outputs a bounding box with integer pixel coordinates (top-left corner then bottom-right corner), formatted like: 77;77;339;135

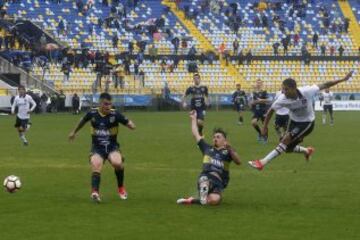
3;175;22;193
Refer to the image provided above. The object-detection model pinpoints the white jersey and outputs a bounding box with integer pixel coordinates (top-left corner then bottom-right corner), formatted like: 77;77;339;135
271;85;320;122
274;91;289;116
321;92;333;105
11;94;36;119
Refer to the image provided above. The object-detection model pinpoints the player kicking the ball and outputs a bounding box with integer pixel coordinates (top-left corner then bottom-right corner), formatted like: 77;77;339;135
248;71;353;170
177;110;241;206
69;92;136;202
11;85;37;146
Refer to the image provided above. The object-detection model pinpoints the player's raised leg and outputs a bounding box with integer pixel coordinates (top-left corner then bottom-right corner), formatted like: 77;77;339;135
108;151;127;200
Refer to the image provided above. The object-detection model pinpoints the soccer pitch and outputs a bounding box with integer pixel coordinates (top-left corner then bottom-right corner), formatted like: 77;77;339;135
0;111;359;240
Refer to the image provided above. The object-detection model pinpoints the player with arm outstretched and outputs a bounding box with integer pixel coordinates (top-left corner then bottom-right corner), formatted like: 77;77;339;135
182;73;209;136
68;92;136;202
248;71;353;170
11;85;37;146
177;110;241;206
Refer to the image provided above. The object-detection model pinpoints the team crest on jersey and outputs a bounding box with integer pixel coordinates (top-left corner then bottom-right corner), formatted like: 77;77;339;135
109;116;115;123
222;150;228;155
91;117;96;123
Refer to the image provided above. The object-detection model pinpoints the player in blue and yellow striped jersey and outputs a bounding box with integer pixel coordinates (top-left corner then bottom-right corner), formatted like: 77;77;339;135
177;110;241;206
69;92;136;203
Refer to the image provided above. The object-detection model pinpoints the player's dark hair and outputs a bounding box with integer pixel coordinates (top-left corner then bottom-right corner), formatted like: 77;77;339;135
213;128;227;139
18;85;25;90
283;78;297;89
99;92;112;101
194;73;200;78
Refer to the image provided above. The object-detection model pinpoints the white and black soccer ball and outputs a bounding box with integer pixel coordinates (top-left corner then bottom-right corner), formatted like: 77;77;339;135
3;175;22;193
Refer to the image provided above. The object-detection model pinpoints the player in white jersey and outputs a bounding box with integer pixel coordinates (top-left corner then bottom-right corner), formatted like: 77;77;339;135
320;89;334;125
274;91;289;140
11;85;37;146
248;71;353;170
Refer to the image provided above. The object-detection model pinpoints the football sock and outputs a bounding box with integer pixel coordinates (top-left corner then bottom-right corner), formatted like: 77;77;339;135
293;145;308;154
19;132;27;143
115;168;124;188
190;198;201;204
260;143;287;165
254;125;261;135
322;114;326;124
91;172;101;192
239;116;243;123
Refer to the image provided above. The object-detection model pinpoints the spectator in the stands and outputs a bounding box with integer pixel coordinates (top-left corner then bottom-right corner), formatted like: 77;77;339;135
171;36;180;54
112;34;118;48
273;42;280;56
233;39;239;55
219;42;226;59
338;45;344;57
320;43;326;56
330;45;335;56
149;44;158;63
312;32;318;48
61;63;72;83
238;50;244;65
246;50;253;65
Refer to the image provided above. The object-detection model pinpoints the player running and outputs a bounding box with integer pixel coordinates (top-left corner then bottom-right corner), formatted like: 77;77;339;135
177;110;241;206
232;83;247;125
248;71;354;170
320;89;334;125
182;73;209;136
11;85;37;146
274;90;289;140
68;92;136;202
250;79;270;142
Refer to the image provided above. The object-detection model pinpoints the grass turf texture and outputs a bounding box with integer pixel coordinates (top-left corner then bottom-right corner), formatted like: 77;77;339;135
0;111;359;240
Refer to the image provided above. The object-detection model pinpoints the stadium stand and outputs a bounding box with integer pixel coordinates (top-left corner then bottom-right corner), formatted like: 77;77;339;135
5;0;201;54
177;0;358;56
0;0;359;95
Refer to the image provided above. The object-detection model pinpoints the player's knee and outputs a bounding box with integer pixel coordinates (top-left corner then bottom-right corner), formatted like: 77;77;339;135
207;194;221;206
90;158;103;171
112;161;124;170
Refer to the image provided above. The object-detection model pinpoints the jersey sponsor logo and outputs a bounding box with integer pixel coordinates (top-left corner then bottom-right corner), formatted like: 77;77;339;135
94;129;111;136
211;158;224;168
109;116;115;123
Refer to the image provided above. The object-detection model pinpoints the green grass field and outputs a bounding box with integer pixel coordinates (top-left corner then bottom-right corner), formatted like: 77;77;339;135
0;111;359;240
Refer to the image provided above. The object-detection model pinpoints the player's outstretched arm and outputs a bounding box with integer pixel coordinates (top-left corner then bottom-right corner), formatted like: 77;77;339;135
262;108;275;136
226;144;241;165
318;70;353;90
126;120;136;130
190;110;202;142
68;117;89;141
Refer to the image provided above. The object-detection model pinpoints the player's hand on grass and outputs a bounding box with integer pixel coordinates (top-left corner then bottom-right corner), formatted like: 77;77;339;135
343;71;354;81
68;132;76;142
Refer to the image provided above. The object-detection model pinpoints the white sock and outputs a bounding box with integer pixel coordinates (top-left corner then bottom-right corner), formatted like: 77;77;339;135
322;115;326;124
260;143;287;165
19;133;27;143
293;145;308;154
